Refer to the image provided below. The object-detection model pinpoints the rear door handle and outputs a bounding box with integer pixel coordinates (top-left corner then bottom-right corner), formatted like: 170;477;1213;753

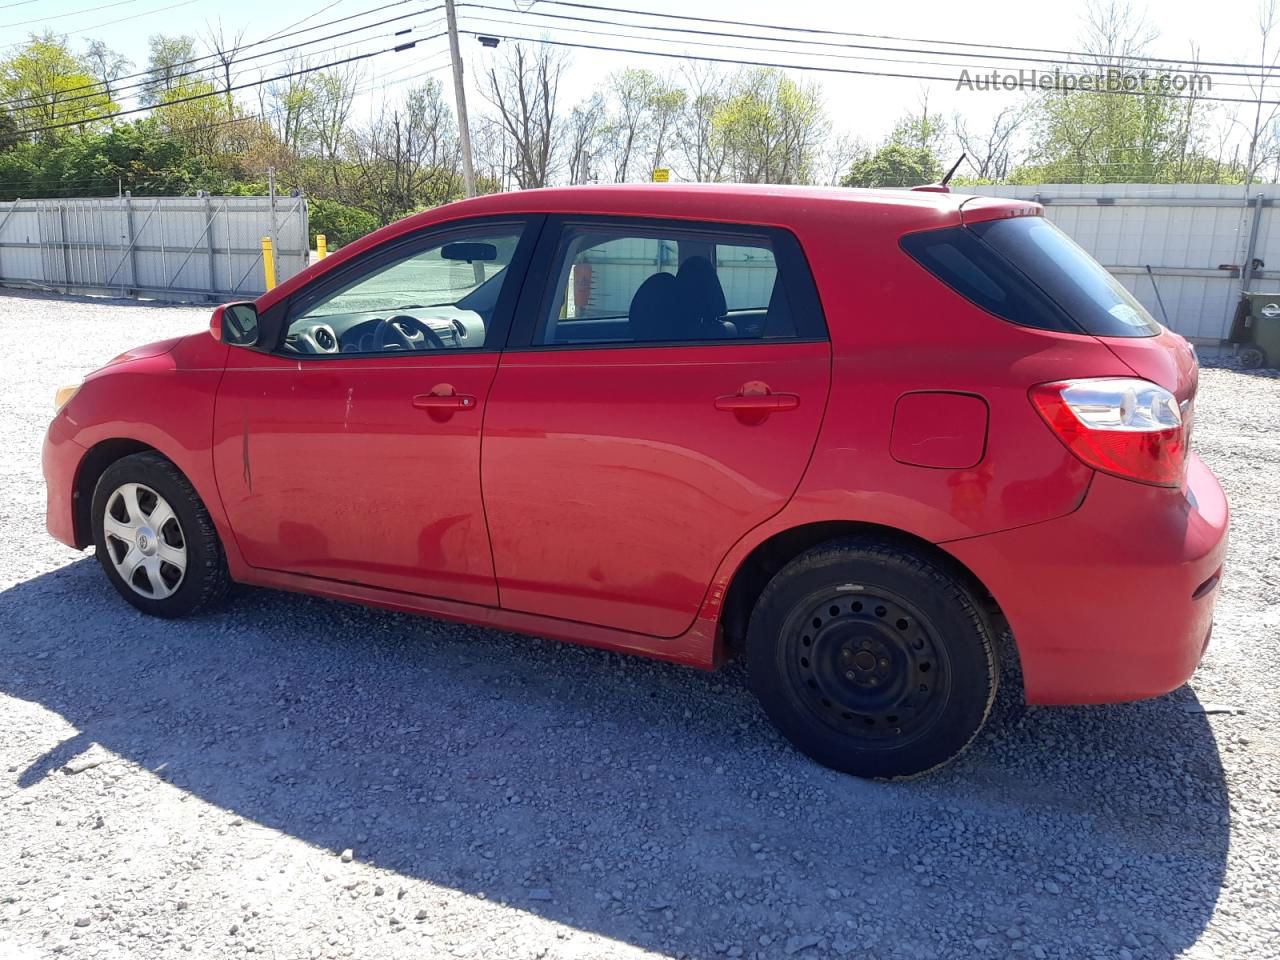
714;394;800;412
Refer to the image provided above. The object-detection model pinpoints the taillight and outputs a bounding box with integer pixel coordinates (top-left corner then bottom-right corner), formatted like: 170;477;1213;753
1029;378;1186;487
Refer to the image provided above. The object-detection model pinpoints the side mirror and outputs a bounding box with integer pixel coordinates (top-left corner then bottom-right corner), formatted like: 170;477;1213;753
211;302;260;347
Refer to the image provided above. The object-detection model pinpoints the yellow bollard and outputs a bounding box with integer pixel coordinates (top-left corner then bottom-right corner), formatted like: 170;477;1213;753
261;236;277;290
316;234;328;259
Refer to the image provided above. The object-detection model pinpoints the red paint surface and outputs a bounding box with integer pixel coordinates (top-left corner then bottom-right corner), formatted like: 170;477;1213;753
43;184;1229;705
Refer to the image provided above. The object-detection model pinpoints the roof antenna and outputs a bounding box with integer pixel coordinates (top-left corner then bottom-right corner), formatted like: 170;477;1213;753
911;153;968;193
941;153;967;187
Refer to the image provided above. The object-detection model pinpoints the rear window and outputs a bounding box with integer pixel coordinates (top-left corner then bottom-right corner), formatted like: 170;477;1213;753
901;216;1160;338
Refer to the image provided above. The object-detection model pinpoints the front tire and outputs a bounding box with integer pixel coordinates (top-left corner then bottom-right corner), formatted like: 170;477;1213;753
746;538;998;779
91;452;230;618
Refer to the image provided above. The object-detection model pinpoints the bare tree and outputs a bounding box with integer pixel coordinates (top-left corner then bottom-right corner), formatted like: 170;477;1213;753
817;133;864;186
1234;0;1280;185
353;79;460;222
140;34;200;105
647;79;685;178
477;42;566;190
83;40;131;104
675;62;731;182
953;104;1028;182
258;55;318;154
1079;0;1158;67
565;93;605;184
307;62;362;189
601;68;653;182
202;21;247;110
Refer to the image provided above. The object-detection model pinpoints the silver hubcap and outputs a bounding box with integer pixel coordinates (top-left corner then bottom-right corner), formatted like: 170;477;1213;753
103;483;187;600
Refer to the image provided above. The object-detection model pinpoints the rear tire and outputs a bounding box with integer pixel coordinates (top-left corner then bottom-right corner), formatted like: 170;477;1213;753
746;538;998;779
91;452;230;618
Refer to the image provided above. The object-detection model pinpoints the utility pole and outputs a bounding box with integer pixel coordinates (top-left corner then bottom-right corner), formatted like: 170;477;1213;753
445;0;477;197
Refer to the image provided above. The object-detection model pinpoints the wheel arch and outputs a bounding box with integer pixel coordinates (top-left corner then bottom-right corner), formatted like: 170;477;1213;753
718;520;1005;658
71;438;163;548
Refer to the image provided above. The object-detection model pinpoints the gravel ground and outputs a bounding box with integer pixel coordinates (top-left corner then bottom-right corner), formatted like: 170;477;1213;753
1;288;1278;960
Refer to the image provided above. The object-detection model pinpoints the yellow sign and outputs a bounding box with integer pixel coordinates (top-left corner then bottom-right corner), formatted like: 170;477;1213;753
652;168;670;183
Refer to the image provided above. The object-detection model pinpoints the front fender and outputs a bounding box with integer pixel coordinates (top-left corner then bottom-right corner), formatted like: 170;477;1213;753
53;335;238;564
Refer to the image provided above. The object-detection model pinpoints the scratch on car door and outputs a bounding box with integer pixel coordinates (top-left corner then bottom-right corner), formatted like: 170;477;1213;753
242;414;252;493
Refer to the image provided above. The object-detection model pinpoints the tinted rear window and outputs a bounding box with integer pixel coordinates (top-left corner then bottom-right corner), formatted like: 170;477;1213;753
901;216;1160;338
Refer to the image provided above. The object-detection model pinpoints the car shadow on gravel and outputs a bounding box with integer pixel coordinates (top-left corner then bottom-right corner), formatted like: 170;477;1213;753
2;560;1230;958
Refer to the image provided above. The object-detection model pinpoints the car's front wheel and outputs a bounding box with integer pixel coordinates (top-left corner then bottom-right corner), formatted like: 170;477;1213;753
747;538;998;779
91;452;230;618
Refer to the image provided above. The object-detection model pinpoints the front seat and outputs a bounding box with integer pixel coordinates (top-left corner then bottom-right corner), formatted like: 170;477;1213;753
675;256;737;339
628;272;681;342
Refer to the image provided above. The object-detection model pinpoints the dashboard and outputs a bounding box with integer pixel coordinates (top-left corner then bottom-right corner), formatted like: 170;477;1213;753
283;306;487;355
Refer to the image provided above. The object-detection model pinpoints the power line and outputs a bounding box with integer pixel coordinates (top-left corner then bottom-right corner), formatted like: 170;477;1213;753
0;0;200;52
460;2;1276;85
0;53;457;196
1;0;142;29
205;54;455;136
457;9;1269;91
0;0;428;104
14;35;444;136
260;0;348;43
3;19;442;113
467;30;1280;106
535;0;1280;74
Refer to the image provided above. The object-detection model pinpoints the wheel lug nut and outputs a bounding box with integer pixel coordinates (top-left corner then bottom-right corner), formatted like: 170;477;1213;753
879;659;889;668
845;671;855;680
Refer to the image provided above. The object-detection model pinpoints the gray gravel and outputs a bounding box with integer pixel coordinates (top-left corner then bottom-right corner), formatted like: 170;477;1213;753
1;288;1278;960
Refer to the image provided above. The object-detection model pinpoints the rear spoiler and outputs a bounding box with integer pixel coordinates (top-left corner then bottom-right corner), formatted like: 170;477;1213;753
957;195;1044;225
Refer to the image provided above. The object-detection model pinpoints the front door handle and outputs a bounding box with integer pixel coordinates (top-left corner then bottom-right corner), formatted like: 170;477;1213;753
412;394;475;410
412;384;475;421
715;381;800;423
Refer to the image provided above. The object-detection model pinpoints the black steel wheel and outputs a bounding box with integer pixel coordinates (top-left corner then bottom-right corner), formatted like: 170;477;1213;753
747;538;998;779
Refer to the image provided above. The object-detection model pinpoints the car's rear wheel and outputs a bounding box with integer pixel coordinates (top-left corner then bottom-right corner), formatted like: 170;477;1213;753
91;452;230;618
746;538;998;779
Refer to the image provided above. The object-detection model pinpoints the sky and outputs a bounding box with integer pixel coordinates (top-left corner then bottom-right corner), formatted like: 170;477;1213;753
4;0;1273;153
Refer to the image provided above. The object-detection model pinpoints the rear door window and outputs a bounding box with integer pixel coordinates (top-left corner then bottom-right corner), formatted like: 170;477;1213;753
521;219;825;347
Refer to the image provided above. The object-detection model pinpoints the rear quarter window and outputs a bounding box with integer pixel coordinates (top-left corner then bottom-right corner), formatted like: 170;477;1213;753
900;216;1160;338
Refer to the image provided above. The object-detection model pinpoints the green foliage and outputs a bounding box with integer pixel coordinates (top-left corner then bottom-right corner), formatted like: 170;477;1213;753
1007;82;1216;184
141;35;199;107
308;198;378;248
841;142;940;188
0;120;242;200
1;33;114;140
841;99;946;189
711;69;826;184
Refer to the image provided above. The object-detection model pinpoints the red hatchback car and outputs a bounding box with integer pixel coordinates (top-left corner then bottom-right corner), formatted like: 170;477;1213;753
43;184;1228;778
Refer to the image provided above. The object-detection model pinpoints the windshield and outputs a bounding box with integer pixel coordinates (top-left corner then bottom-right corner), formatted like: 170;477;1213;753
970;216;1160;337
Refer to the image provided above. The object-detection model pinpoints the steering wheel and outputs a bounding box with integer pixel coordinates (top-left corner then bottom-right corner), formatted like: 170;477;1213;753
374;315;447;351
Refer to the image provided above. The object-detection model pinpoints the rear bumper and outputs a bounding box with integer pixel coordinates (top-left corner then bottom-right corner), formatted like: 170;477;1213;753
43;414;85;549
943;454;1228;705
